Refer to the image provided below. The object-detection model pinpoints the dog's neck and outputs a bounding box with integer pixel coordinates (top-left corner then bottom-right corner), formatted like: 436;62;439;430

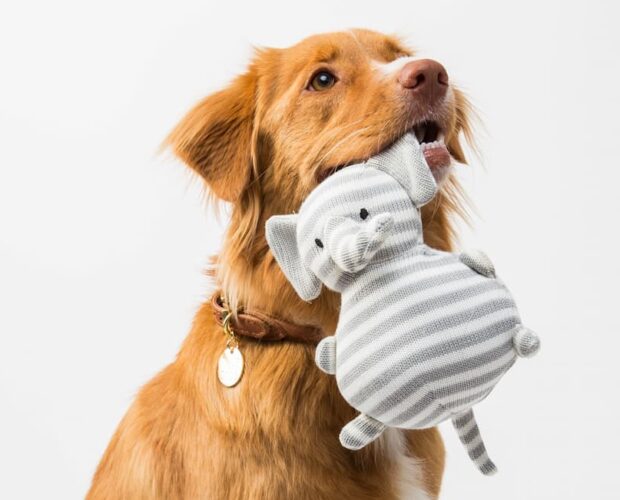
215;237;340;333
213;184;456;336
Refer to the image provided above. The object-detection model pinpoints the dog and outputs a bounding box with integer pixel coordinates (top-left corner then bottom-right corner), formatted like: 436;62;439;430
88;29;474;499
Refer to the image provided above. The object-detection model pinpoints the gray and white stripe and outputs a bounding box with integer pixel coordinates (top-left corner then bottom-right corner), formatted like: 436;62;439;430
266;133;539;475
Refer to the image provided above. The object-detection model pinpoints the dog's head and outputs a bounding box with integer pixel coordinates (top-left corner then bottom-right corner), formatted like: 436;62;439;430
167;29;473;310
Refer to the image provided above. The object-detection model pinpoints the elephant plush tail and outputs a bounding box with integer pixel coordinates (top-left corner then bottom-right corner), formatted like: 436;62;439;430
452;409;498;475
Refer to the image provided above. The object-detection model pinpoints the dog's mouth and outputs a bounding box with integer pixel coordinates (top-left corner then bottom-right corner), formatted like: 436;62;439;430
316;120;452;185
412;120;452;184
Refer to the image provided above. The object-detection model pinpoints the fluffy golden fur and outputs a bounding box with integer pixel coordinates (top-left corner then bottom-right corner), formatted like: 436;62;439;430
88;29;474;499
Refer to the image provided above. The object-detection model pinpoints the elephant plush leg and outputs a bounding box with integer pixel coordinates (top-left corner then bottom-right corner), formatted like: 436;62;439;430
512;325;541;357
340;413;386;450
459;249;496;278
315;336;337;375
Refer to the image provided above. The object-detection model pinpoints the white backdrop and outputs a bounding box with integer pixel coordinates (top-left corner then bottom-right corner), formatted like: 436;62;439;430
1;1;619;498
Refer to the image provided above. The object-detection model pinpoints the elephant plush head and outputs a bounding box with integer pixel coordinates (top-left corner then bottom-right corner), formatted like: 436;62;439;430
265;133;437;301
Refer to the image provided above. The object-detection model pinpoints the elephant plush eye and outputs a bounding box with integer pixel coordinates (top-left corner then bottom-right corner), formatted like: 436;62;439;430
360;208;369;220
315;238;324;248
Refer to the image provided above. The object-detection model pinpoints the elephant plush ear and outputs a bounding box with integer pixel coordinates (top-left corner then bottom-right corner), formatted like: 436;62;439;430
368;132;437;207
265;215;322;301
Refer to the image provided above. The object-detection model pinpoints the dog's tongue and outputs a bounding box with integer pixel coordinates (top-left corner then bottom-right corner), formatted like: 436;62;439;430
421;142;452;183
422;145;451;169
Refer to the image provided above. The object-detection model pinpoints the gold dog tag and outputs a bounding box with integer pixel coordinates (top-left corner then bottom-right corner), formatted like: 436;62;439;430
217;301;244;387
217;346;244;387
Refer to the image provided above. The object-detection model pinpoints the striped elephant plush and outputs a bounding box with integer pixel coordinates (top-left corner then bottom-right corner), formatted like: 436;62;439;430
265;132;540;475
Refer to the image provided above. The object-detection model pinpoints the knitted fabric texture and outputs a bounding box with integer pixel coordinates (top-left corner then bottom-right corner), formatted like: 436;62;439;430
265;133;540;475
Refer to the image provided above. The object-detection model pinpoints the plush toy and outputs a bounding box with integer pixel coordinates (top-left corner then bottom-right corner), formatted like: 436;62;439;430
265;133;540;475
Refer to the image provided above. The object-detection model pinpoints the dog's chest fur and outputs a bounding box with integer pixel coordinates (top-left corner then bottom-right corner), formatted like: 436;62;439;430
381;429;432;500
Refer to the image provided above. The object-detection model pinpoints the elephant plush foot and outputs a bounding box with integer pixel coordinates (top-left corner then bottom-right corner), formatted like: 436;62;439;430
513;325;541;358
460;249;496;278
315;336;337;375
340;413;386;450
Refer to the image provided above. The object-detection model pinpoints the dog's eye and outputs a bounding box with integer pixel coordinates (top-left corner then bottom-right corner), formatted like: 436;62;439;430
308;71;337;91
315;238;324;248
360;208;369;220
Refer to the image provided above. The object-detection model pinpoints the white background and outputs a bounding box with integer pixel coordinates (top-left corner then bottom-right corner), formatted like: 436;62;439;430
1;1;619;498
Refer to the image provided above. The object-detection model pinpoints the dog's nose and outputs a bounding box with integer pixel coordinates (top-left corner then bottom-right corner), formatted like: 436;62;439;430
398;59;449;103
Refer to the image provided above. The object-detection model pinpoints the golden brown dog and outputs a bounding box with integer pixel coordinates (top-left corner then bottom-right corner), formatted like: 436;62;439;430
88;29;474;500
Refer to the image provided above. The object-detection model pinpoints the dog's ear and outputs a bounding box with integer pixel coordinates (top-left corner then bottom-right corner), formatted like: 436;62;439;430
265;214;322;302
166;71;256;202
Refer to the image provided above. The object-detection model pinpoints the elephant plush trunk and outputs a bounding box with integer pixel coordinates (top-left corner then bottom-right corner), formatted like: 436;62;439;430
324;213;394;273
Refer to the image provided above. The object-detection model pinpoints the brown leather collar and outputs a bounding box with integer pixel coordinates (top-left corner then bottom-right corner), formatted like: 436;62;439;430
211;293;323;345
